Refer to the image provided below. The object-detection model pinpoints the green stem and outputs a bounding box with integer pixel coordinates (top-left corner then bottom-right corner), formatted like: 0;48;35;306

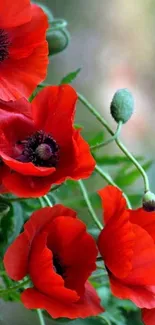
0;279;30;296
38;197;46;208
37;309;46;325
43;195;53;207
91;121;122;150
78;180;103;230
116;138;150;192
95;165;132;209
78;92;150;193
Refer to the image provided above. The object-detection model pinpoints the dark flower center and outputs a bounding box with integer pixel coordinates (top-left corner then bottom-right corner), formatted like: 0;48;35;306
0;29;10;62
53;256;64;277
17;130;60;167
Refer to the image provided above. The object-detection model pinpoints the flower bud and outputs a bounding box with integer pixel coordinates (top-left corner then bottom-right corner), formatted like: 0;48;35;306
110;89;134;124
47;29;70;56
142;191;155;212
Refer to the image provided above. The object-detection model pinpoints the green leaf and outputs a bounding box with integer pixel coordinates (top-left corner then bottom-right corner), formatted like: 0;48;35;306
0;200;10;219
114;161;153;187
60;68;81;84
88;131;104;147
95;155;144;166
0;202;24;256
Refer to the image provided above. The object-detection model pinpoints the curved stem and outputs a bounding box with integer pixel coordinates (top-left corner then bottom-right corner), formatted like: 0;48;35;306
37;309;46;325
0;279;30;296
91;121;122;150
78;92;150;193
116;138;150;192
78;180;103;230
95;165;132;209
38;197;46;208
43;195;53;207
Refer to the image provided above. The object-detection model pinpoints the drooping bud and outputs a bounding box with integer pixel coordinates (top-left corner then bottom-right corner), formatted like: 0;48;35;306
47;29;70;56
142;191;155;212
110;89;134;124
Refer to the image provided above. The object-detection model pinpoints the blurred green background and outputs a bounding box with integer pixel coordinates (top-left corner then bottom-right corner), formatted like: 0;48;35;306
1;0;155;324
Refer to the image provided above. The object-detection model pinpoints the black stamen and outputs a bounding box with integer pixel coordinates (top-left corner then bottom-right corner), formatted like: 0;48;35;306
0;29;10;62
16;130;60;167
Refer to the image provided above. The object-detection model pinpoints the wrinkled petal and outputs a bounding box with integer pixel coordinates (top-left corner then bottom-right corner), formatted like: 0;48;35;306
98;185;127;224
0;0;31;28
9;5;49;59
29;231;79;301
0;42;48;101
32;85;77;147
46;130;95;185
47;217;98;295
0;98;31;118
129;208;155;242
110;276;155;309
22;284;103;319
4;205;76;280
142;308;155;325
98;211;134;279
1;153;56;177
124;224;155;286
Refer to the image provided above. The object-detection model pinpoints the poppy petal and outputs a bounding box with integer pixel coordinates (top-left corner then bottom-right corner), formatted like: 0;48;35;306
0;42;48;101
1;153;56;177
0;98;31;118
98;185;127;224
129;208;155;242
21;284;103;319
2;173;52;197
47;216;98;296
142;308;155;325
4;205;75;280
31;85;77;147
110;276;155;309
98;211;134;279
124;224;155;286
0;0;31;28
29;231;79;302
9;4;49;60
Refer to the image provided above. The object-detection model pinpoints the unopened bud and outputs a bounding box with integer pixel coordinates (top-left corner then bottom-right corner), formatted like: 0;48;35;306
143;191;155;212
47;29;70;56
110;89;134;124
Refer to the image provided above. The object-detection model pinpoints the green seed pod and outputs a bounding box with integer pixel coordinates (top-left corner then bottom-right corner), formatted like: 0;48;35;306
110;88;134;124
47;29;70;56
143;191;155;212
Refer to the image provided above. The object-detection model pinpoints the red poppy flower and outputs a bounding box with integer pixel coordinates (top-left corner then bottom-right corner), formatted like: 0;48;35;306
142;308;155;325
4;205;103;319
97;185;155;311
0;0;48;101
0;84;95;197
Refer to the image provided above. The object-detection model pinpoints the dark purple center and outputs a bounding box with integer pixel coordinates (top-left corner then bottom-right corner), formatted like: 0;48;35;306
0;29;10;62
53;256;64;277
17;130;60;167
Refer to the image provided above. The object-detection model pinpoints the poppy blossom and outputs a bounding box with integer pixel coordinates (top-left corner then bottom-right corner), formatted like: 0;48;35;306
0;84;95;197
4;205;103;318
97;185;155;312
0;0;48;101
142;308;155;325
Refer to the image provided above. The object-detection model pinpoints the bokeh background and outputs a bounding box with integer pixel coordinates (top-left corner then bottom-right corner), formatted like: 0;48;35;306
1;0;155;324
